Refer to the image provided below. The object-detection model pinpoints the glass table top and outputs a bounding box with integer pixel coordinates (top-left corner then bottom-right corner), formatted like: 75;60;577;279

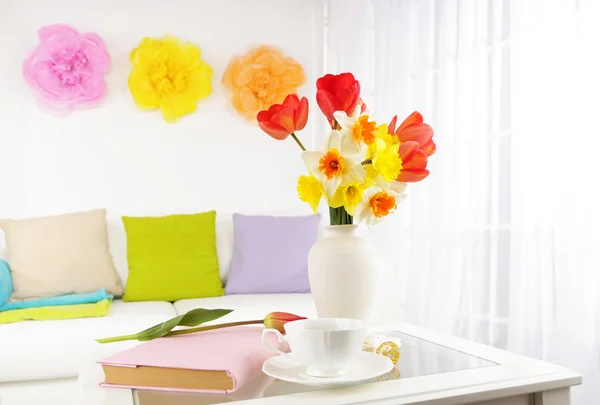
134;329;497;405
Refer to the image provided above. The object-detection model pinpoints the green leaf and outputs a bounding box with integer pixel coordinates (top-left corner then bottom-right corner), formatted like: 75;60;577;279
136;314;186;341
96;308;233;344
137;308;233;341
178;308;233;327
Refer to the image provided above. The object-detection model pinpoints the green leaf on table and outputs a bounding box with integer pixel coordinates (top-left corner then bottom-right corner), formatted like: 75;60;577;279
137;308;233;341
96;308;233;343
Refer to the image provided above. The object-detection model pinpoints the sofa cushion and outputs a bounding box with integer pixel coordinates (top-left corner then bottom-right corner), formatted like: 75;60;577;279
0;300;177;382
173;293;317;323
108;213;242;287
0;209;123;299
122;211;223;301
108;211;321;288
225;214;319;294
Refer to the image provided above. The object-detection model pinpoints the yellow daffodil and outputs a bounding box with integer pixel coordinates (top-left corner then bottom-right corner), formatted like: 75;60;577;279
297;174;324;213
128;35;213;123
365;132;402;188
334;108;378;151
329;182;365;216
356;182;408;226
372;139;402;180
301;130;365;199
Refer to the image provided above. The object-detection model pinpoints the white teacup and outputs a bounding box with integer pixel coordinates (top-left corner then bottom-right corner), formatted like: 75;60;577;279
262;318;367;377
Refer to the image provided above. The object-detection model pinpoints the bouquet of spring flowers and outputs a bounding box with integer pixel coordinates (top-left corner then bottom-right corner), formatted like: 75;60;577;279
257;73;435;226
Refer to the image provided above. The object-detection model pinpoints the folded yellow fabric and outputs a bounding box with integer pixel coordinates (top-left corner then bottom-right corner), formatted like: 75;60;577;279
0;299;112;324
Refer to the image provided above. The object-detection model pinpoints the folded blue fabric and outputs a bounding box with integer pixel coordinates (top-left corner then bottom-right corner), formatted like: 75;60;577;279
0;259;12;306
0;288;113;312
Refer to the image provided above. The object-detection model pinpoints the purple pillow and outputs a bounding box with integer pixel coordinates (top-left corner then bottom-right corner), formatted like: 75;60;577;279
225;214;320;294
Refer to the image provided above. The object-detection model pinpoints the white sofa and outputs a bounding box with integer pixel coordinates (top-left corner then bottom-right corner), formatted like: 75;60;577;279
0;214;318;403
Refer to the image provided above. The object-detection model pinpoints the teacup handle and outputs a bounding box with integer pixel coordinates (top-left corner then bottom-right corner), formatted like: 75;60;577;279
261;328;298;362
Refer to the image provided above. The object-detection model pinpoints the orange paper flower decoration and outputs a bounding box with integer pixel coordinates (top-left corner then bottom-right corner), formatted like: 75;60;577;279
221;45;306;120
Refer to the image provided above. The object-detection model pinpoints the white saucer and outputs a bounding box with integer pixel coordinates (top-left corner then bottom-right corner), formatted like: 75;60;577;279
262;351;395;387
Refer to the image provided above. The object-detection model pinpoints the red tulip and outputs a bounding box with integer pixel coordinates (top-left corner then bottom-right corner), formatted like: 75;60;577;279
389;111;436;156
257;94;309;140
263;312;306;333
316;73;361;127
397;141;430;182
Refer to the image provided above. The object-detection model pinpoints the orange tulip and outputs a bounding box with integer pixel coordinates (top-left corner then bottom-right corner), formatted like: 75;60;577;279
257;94;309;140
397;141;430;182
263;312;306;333
388;111;436;156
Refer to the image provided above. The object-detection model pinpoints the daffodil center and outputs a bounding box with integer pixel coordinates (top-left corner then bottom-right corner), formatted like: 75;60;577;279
319;148;345;180
344;185;361;205
352;116;378;145
370;192;396;218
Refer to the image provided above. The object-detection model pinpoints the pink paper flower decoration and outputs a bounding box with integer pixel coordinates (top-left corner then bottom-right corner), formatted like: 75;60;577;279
23;24;110;115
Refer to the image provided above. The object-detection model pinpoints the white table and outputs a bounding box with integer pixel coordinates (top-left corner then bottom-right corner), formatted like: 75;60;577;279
76;323;581;405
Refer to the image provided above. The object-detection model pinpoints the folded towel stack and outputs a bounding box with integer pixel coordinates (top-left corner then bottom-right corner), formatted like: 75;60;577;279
0;259;113;324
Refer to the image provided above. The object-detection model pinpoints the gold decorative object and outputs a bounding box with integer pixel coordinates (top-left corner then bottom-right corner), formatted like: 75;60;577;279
362;334;401;365
376;341;401;365
376;367;402;381
362;335;376;352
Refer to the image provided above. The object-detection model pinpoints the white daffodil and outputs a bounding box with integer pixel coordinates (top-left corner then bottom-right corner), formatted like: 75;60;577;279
355;182;408;226
334;104;379;151
301;130;365;199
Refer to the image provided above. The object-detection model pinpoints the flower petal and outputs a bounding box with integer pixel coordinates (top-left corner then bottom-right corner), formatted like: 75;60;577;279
333;111;355;129
421;138;437;156
397;123;434;148
294;96;309;131
398;141;420;161
302;151;323;174
282;93;301;109
128;70;159;109
271;108;296;133
258;120;290;140
388;115;398;135
396;111;424;134
344;164;366;184
327;130;343;151
316;90;339;121
323;176;342;199
38;24;79;42
403;149;428;170
80;33;110;72
390;181;408;194
397;169;430;182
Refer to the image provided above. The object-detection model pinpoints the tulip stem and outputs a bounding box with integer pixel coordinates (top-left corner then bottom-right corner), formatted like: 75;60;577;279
291;133;306;151
163;320;263;338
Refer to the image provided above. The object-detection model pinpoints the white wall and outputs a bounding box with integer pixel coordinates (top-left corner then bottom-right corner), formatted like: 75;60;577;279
0;0;325;221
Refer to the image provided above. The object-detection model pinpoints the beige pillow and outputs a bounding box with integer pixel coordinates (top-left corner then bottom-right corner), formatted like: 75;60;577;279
0;209;123;300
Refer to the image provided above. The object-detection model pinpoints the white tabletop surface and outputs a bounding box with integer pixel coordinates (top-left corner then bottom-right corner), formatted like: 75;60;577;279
76;323;581;405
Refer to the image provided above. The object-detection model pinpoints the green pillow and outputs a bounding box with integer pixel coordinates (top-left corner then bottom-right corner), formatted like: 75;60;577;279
122;211;224;302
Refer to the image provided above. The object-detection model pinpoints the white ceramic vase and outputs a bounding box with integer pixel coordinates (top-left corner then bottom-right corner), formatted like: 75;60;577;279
307;225;378;322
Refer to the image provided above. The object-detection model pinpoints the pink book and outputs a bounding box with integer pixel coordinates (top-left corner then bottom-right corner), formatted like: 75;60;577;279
98;326;285;394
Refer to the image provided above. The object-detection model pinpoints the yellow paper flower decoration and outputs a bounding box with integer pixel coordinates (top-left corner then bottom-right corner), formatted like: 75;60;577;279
221;45;306;120
128;35;213;123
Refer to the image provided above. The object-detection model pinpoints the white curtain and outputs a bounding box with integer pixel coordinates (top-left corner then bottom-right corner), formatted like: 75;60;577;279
326;1;600;404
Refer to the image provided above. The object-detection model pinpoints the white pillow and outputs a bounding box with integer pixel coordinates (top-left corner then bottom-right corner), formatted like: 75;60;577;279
0;209;123;300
